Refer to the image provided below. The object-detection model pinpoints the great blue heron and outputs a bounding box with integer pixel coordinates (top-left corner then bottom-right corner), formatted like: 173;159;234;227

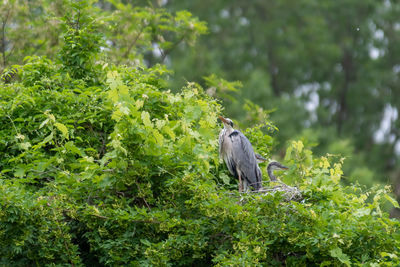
218;116;289;192
254;154;289;182
218;116;262;192
267;161;289;181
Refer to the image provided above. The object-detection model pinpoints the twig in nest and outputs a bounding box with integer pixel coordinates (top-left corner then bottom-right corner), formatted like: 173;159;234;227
230;181;303;202
258;183;303;202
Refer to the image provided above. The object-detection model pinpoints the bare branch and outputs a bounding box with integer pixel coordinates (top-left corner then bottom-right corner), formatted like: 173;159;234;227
160;31;188;63
117;26;145;64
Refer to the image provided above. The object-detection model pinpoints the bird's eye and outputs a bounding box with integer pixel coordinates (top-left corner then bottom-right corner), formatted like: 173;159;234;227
229;121;234;127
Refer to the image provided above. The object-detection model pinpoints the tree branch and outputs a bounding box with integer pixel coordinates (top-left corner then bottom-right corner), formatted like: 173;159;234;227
117;26;145;64
160;31;189;63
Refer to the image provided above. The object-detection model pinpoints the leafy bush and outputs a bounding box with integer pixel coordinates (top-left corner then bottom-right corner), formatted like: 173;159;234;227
0;1;399;266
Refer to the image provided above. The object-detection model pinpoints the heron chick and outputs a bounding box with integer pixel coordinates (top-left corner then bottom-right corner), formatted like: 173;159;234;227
218;116;262;192
267;161;289;181
255;155;289;182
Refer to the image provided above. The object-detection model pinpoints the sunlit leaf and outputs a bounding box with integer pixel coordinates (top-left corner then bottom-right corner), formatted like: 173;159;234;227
141;111;152;128
384;194;400;208
55;122;69;139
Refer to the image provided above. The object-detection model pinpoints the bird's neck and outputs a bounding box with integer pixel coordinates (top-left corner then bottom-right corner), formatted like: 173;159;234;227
224;126;234;135
267;164;277;181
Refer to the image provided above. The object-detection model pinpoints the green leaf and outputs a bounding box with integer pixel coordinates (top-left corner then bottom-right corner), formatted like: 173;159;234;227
384;194;400;208
65;141;82;156
135;100;144;110
163;126;175;141
119;84;129;96
353;207;371;217
55;122;69;139
42;132;54;144
141;111;152;128
184;105;202;121
39;118;49;129
153;129;164;146
111;110;123;121
140;239;151;246
14;168;25;178
220;173;231;185
320;261;332;267
19;142;31;150
330;247;351;266
107;71;123;90
380;252;398;260
155;120;166;130
108;88;119;103
294;140;304;153
284;146;293;161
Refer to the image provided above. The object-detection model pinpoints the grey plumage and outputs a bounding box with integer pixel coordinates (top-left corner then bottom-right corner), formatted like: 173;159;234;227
218;116;262;191
267;161;289;181
255;154;289;181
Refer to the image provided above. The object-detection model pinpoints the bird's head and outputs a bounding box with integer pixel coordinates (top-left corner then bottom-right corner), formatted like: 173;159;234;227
267;161;289;182
218;116;234;129
255;153;268;164
268;161;289;171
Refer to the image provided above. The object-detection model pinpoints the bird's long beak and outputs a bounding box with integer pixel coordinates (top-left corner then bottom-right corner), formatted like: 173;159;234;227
218;115;229;124
281;165;289;170
255;153;268;163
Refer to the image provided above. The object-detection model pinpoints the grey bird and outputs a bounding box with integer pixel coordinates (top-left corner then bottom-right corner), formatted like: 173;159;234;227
254;155;289;182
218;116;262;192
267;161;289;182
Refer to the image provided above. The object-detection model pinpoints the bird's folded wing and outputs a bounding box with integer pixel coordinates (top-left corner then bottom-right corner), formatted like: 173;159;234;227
230;131;259;185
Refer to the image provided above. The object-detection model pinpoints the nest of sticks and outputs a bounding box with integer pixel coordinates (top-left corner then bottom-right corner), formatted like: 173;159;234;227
238;181;303;202
257;182;303;202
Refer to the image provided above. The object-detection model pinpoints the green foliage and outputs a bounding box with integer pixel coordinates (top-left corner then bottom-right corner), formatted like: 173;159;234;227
0;1;399;266
59;0;103;82
104;0;207;66
0;0;208;73
0;0;64;72
0;181;82;266
203;74;241;103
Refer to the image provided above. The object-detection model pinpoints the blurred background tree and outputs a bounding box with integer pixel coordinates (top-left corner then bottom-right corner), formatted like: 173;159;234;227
1;0;400;215
161;0;400;214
